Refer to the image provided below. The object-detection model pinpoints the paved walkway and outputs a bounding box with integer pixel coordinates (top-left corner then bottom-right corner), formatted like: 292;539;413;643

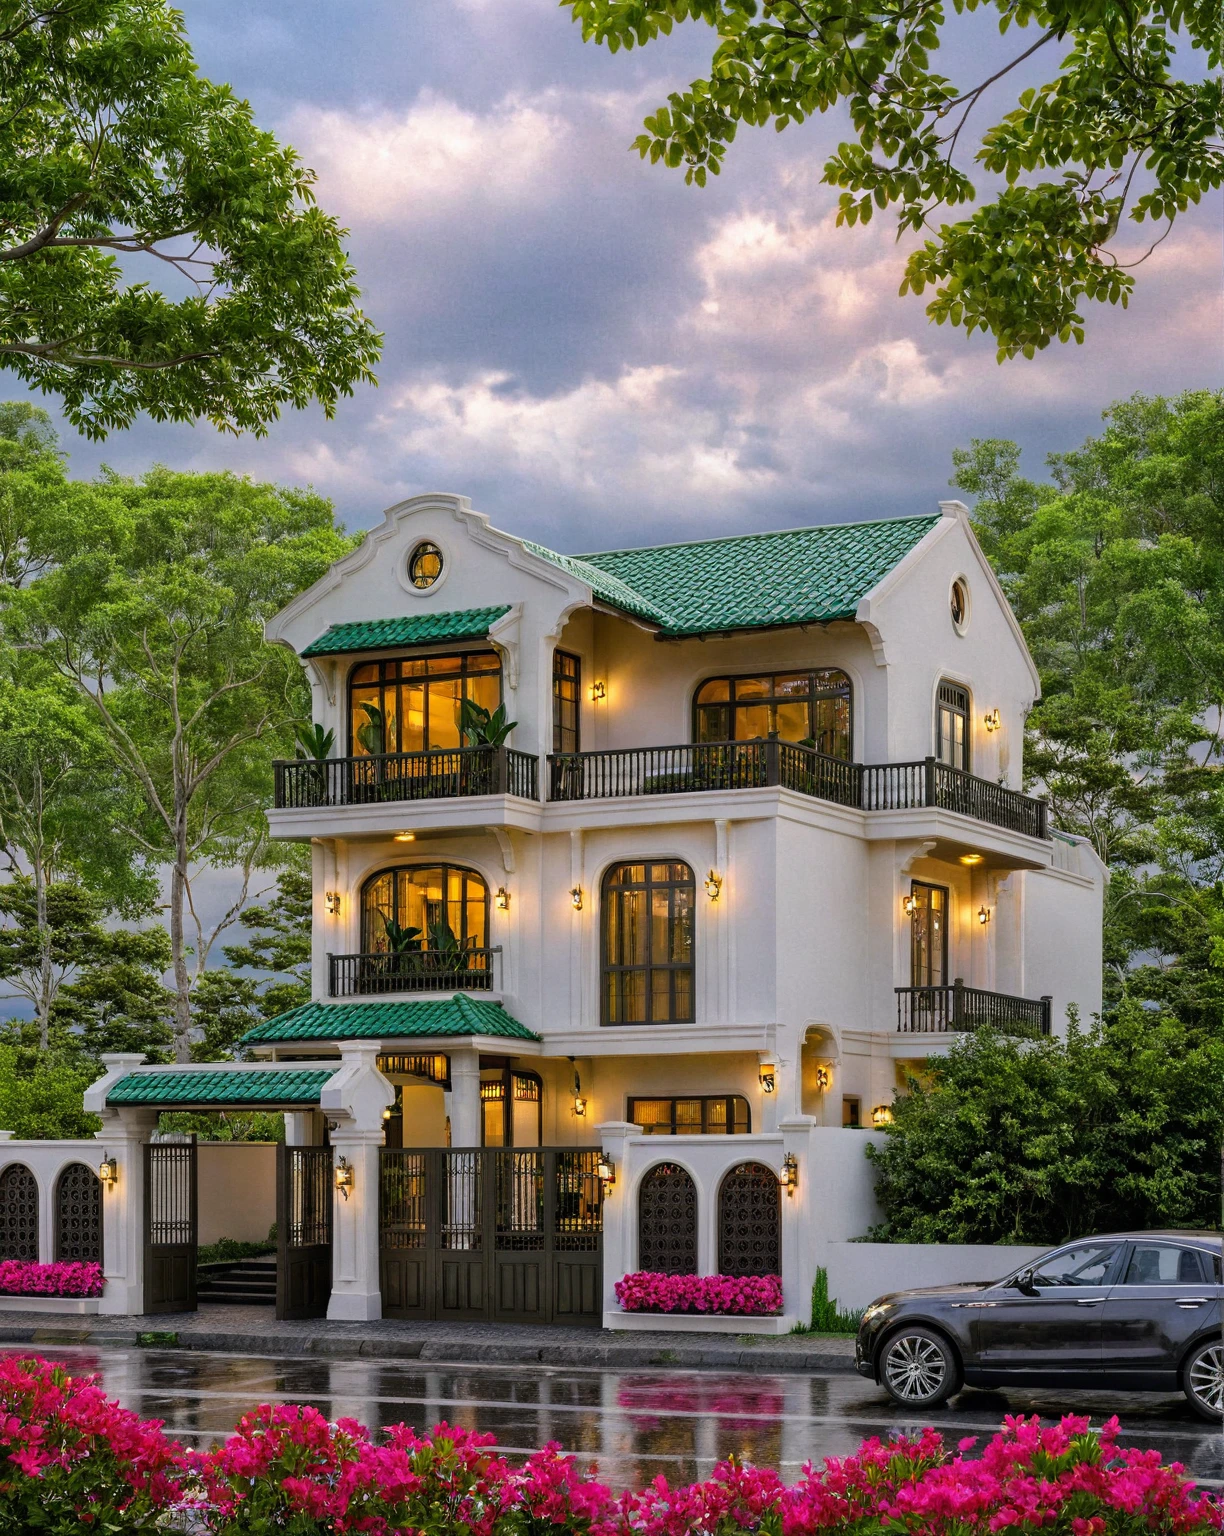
0;1303;858;1371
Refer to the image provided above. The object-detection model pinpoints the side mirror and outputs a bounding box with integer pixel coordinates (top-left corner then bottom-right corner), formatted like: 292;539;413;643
1013;1268;1038;1296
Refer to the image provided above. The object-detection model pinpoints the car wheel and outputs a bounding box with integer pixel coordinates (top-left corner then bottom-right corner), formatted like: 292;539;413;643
880;1326;961;1408
1182;1339;1224;1421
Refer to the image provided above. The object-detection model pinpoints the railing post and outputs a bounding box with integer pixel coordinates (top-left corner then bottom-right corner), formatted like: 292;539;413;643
923;755;937;807
493;745;508;795
1041;995;1053;1035
1038;797;1050;840
327;953;335;997
952;977;964;1030
764;735;780;787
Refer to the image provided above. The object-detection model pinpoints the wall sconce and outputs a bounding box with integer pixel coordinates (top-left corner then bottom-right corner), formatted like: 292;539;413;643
394;831;415;842
596;1154;616;1189
334;1156;353;1200
978;905;991;925
902;893;916;916
589;681;606;702
573;1095;588;1117
983;708;1001;732
325;891;341;916
381;1107;392;1121
704;870;723;901
778;1153;798;1196
814;1066;832;1092
97;1156;117;1189
871;1104;894;1127
570;886;583;911
758;1063;776;1094
494;886;510;911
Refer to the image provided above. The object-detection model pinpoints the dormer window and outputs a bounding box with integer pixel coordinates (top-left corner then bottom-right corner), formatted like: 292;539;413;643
349;652;500;755
693;670;852;760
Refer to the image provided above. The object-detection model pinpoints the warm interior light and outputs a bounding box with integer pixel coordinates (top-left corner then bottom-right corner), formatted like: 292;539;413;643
589;681;606;702
814;1066;832;1091
324;891;341;916
97;1156;117;1189
983;708;1001;732
704;870;723;901
570;886;583;910
871;1104;894;1127
596;1154;615;1188
979;905;992;925
778;1153;798;1195
758;1063;776;1094
959;853;984;866
334;1157;353;1198
494;886;510;911
394;831;416;842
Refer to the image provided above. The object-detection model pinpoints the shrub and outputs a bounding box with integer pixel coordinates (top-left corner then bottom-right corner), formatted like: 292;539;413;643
614;1272;783;1315
790;1267;863;1335
0;1261;103;1298
197;1237;275;1266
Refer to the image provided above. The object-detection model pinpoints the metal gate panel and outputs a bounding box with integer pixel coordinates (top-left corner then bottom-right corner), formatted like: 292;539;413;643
379;1150;430;1318
144;1140;197;1314
277;1146;333;1320
493;1150;548;1323
553;1150;602;1323
437;1151;486;1320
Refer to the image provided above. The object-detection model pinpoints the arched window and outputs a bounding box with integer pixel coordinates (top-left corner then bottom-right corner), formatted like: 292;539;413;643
349;651;501;756
936;680;970;771
638;1162;697;1274
55;1163;102;1263
0;1164;38;1260
602;862;695;1026
362;865;489;954
694;669;852;760
718;1162;781;1276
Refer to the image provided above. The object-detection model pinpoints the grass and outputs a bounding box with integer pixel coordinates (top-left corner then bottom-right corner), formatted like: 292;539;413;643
789;1268;864;1336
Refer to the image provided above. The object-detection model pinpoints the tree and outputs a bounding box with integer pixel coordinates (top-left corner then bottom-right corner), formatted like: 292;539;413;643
0;1043;99;1138
0;0;381;437
4;466;352;1060
564;0;1223;359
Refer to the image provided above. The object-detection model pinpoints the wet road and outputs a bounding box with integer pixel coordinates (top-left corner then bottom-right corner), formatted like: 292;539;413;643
9;1346;1224;1490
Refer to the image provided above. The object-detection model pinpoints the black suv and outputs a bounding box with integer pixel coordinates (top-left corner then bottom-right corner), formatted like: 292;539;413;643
855;1231;1223;1420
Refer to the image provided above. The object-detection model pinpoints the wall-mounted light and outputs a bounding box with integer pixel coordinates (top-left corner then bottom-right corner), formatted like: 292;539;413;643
381;1107;392;1121
394;831;416;843
494;886;510;911
325;891;341;916
334;1156;353;1199
573;1095;588;1117
871;1104;894;1127
814;1066;832;1092
704;869;723;901
596;1154;616;1189
983;708;1001;732
758;1063;776;1094
959;853;983;867
902;893;916;916
978;905;992;926
97;1156;118;1189
589;680;606;702
570;886;583;911
778;1153;798;1196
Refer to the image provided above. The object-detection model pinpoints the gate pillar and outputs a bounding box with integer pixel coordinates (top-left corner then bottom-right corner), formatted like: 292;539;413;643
95;1107;157;1316
447;1049;481;1147
322;1044;394;1321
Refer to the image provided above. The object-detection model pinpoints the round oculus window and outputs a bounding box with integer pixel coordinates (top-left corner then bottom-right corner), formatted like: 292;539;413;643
950;578;969;631
409;541;444;589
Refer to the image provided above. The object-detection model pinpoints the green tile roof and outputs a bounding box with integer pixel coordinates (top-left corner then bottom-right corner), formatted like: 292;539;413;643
240;996;540;1046
106;1068;334;1108
530;516;940;638
301;606;511;658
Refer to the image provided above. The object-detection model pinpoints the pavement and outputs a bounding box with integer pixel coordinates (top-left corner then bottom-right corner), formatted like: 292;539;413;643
0;1302;860;1371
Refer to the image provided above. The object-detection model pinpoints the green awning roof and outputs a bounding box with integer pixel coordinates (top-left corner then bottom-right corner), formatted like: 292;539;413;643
240;996;540;1046
300;606;511;658
526;515;940;638
106;1067;334;1108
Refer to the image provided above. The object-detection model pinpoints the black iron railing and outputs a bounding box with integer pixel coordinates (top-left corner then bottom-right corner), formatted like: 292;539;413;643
274;746;538;809
547;741;1048;839
329;946;501;997
896;981;1052;1036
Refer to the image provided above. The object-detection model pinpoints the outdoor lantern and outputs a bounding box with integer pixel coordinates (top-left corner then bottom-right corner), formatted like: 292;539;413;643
704;869;723;901
814;1066;832;1091
334;1156;353;1199
902;893;916;916
573;1095;588;1117
979;905;992;925
778;1153;798;1196
570;886;583;910
597;1154;615;1189
589;680;606;702
97;1156;117;1189
325;890;341;916
871;1104;894;1127
758;1063;776;1094
494;886;510;910
984;708;1001;732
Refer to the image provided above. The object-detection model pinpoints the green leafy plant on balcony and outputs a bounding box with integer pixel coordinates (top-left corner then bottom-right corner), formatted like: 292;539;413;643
356;702;385;756
459;698;515;749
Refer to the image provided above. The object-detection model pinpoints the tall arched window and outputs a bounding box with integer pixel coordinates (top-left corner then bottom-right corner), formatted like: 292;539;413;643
638;1162;697;1274
602;862;695;1025
0;1164;38;1260
718;1162;781;1276
936;680;970;771
362;865;489;953
349;651;501;756
55;1164;102;1263
694;669;852;759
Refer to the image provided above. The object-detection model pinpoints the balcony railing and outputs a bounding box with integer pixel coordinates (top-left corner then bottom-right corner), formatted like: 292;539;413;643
329;947;501;997
896;981;1052;1036
274;746;538;809
547;741;1049;839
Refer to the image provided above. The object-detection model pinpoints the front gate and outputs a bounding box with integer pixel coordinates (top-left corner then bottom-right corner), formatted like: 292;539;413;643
276;1146;333;1320
144;1139;197;1314
380;1148;602;1325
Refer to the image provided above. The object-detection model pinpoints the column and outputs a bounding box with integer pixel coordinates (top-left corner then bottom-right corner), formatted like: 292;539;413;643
778;1115;819;1332
94;1108;157;1316
322;1043;395;1322
448;1049;481;1148
597;1121;637;1321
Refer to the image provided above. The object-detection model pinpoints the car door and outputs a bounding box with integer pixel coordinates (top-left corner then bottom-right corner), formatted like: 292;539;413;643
1099;1241;1220;1385
973;1241;1123;1379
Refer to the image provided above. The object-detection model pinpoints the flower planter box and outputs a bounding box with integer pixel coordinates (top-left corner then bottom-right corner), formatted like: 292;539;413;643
0;1296;100;1314
603;1305;793;1334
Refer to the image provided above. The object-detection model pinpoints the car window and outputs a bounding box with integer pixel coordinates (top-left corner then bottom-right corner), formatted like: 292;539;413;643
1120;1243;1205;1285
1031;1244;1118;1287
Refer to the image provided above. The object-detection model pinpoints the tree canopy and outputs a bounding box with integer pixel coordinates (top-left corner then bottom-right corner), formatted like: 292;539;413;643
0;0;381;436
564;0;1223;359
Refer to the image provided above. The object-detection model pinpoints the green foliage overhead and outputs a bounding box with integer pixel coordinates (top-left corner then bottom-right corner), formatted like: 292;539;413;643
563;0;1223;358
0;1043;100;1138
0;0;381;437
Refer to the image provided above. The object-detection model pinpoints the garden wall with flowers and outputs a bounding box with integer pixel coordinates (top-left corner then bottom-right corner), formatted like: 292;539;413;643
0;1355;1218;1536
615;1272;782;1315
0;1261;103;1298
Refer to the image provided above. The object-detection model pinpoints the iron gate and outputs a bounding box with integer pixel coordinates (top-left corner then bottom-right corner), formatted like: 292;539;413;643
380;1148;602;1325
144;1139;197;1314
277;1146;333;1320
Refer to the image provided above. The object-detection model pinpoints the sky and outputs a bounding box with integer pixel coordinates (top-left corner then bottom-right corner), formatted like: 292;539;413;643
34;0;1224;552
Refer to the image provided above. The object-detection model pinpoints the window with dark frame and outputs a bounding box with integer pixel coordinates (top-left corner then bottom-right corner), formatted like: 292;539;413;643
693;670;852;759
936;680;970;771
842;1096;861;1128
602;862;696;1025
553;650;581;754
910;880;949;987
479;1069;542;1147
348;651;501;756
361;864;489;953
627;1096;751;1134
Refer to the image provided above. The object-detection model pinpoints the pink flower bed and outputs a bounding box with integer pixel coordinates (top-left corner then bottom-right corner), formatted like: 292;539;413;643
615;1271;783;1315
0;1260;103;1297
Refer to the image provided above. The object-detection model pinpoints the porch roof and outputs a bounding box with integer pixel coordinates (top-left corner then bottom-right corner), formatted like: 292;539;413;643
106;1066;335;1108
300;605;511;658
239;995;540;1046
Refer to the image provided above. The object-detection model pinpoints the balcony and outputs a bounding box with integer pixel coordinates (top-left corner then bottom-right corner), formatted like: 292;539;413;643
329;947;501;997
896;981;1052;1037
547;741;1049;840
274;746;539;809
